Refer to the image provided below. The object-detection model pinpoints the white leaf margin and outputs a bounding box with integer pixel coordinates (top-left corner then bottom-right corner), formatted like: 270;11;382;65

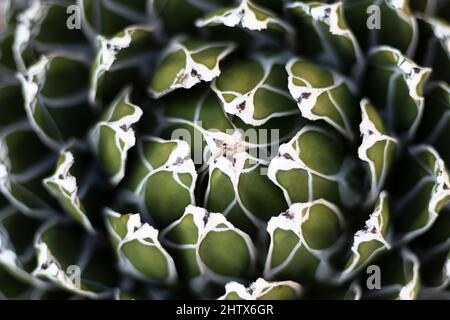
0;122;57;218
18;53;90;150
89;87;143;185
368;46;431;140
218;277;302;300
212;54;298;126
267;125;360;208
132;136;198;216
264;199;346;281
196;0;293;33
43;149;95;234
161;205;256;285
149;37;235;98
89;24;156;104
286;1;364;71
0;206;50;290
32;219;111;299
358;99;398;204
286;57;356;140
396;144;450;242
110;210;179;285
340;191;391;282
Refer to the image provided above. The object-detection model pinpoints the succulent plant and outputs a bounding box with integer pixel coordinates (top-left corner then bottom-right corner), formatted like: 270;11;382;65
0;0;449;300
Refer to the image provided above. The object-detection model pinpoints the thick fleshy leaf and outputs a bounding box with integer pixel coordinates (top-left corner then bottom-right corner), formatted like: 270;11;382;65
104;209;178;285
344;0;418;56
365;46;431;140
89;88;143;185
393;145;450;242
341;191;391;281
161;86;301;165
43;150;94;233
2;0;450;302
219;278;301;300
204;130;287;231
361;249;420;300
411;205;450;298
149;38;235;98
419;246;449;298
161;205;256;286
0;206;49;290
19;54;94;149
418;82;450;167
196;0;292;32
286;57;358;140
415;16;450;83
211;54;298;126
33;221;118;298
358;99;398;204
264;199;345;283
412;203;450;250
159;87;236;164
0;123;57;218
156;88;287;230
80;0;151;38
287;1;363;74
268;126;361;209
160;206;203;287
160;86;299;165
13;0;89;72
126;137;197;228
150;0;231;34
90;25;159;105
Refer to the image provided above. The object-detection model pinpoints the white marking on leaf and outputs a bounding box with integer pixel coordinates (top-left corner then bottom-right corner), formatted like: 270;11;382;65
43;150;95;233
212;54;297;126
286;58;355;140
368;46;431;139
264;199;345;280
268;126;360;208
133;137;197;207
287;2;363;71
218;278;301;300
162;205;256;285
396;145;450;242
341;192;391;281
398;249;420;300
89;87;143;185
196;0;292;32
358;99;398;204
114;211;178;284
150;38;235;98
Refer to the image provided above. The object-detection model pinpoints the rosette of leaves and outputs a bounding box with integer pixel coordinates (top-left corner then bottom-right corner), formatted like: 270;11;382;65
0;0;449;301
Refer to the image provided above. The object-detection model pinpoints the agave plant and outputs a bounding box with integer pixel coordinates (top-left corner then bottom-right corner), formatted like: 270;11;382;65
0;0;449;300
